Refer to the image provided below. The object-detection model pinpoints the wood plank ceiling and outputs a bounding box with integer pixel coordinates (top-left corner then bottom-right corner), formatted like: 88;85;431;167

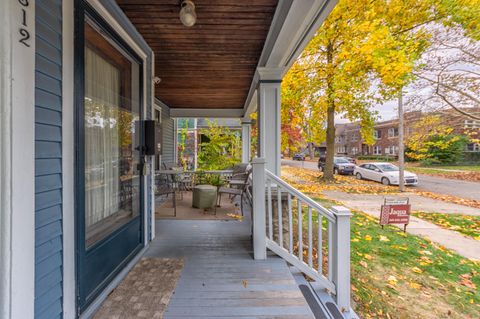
117;0;278;109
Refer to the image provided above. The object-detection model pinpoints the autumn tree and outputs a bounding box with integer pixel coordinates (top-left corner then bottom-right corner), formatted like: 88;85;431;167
409;25;480;119
281;63;313;157
406;115;469;164
291;0;435;179
286;0;479;180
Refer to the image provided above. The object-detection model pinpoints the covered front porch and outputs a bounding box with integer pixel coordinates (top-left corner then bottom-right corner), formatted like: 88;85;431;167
0;0;356;318
85;0;357;316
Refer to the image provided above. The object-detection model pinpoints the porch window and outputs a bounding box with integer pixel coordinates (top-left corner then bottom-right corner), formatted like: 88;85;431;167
84;18;141;247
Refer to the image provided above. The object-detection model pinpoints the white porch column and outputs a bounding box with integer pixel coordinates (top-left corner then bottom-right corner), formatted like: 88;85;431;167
241;118;252;163
252;158;267;260
257;67;284;176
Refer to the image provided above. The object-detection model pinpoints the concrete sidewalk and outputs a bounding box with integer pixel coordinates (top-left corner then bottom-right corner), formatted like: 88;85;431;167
323;190;480;260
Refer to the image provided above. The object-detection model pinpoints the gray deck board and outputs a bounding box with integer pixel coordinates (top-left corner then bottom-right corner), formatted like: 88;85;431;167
146;211;314;318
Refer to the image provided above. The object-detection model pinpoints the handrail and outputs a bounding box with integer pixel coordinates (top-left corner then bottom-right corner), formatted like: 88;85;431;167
265;169;336;223
252;159;352;313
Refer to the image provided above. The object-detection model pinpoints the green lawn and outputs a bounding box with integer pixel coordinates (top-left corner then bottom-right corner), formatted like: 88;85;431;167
282;169;480;318
412;211;480;240
409;166;480;173
310;197;480;319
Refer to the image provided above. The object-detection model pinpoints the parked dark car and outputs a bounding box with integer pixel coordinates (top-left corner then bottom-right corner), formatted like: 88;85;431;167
318;156;356;175
342;156;357;164
293;153;305;161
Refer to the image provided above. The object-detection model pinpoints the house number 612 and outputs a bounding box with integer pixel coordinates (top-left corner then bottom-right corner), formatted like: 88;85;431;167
18;0;30;47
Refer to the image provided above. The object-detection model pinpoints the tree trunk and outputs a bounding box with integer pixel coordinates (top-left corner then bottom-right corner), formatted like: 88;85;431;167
308;142;314;160
323;43;335;180
323;106;335;180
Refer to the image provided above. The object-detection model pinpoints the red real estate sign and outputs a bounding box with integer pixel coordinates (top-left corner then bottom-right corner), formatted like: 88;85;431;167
379;204;411;226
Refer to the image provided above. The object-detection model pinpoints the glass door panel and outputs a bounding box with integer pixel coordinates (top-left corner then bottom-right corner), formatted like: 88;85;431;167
84;19;141;247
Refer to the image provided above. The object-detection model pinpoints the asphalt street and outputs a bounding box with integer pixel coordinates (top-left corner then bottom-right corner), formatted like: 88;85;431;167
282;159;480;201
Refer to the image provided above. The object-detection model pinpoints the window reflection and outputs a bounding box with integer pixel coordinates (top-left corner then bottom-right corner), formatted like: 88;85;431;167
84;20;141;247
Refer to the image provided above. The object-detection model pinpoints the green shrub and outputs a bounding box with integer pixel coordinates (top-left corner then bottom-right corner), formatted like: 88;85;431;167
197;120;241;170
356;155;396;162
422;134;469;165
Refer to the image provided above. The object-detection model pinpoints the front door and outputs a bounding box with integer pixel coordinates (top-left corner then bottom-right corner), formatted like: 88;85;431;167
75;2;144;312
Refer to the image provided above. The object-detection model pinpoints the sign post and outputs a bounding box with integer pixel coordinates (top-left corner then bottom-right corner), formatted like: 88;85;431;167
379;197;411;232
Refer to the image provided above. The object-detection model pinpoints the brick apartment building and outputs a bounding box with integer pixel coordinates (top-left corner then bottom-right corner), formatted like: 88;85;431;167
334;109;480;157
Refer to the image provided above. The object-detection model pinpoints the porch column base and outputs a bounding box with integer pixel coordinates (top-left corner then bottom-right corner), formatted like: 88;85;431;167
252;158;267;260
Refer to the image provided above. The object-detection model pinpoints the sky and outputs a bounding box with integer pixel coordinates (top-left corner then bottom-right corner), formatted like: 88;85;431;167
374;100;398;121
336;99;398;124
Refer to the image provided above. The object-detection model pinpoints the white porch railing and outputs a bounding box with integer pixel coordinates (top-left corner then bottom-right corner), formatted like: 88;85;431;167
251;158;352;313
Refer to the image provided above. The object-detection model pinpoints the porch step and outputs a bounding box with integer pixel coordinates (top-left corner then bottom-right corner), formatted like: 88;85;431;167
291;267;360;319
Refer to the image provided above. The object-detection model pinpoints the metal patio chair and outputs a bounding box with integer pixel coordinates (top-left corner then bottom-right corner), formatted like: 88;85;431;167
155;172;177;216
216;168;252;216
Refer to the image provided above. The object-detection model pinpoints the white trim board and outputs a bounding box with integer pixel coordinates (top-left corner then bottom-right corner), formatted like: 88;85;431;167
0;1;36;318
0;1;13;317
62;0;76;318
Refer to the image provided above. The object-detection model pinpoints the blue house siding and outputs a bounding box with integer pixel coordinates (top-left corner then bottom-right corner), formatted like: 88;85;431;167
35;0;63;318
162;107;176;165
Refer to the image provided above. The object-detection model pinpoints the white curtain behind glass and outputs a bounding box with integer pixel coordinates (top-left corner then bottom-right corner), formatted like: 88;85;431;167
85;46;121;227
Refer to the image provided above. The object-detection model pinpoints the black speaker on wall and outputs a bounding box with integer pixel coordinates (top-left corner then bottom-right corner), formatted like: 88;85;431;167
144;120;156;156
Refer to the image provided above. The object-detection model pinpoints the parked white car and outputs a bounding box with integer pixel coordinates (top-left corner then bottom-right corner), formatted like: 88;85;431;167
354;162;418;186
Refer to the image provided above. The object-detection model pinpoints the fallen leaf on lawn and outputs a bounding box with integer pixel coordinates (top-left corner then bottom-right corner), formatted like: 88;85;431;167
459;274;477;289
409;282;422;290
387;275;398;286
419;250;432;255
419;256;433;265
379;235;390;242
412;267;423;274
360;261;369;269
352;238;360;242
364;235;372;241
364;254;374;260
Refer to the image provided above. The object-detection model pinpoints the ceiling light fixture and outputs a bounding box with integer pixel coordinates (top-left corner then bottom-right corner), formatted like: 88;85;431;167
179;0;197;27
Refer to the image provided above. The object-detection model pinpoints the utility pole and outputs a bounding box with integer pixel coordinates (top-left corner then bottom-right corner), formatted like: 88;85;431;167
398;89;405;192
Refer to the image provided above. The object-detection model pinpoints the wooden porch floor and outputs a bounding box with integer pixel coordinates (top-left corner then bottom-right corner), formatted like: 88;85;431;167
144;212;315;318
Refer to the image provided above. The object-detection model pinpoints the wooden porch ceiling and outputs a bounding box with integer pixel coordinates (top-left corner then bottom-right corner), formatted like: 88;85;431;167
117;0;279;110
